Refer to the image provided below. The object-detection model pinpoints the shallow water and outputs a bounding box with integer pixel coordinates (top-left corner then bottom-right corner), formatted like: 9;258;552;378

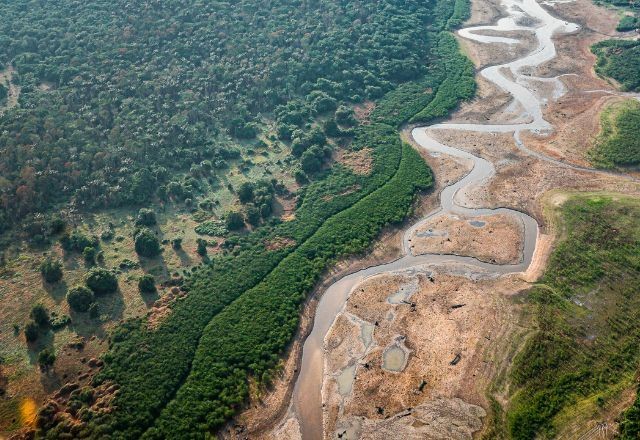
290;0;583;438
382;344;408;372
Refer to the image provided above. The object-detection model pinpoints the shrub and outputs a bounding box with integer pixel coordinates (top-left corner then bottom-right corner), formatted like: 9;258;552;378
30;304;50;327
66;286;95;312
225;212;244;231
86;268;118;295
246;206;261;226
49;313;71;330
194;221;227;236
136;208;157;227
335;105;357;126
38;348;56;371
83;246;97;264
138;275;156;294
196;239;208;257
40;258;63;283
61;231;99;253
135;228;161;258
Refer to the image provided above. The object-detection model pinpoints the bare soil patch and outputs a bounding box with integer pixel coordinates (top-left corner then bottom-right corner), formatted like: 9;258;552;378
335;148;373;175
409;212;524;264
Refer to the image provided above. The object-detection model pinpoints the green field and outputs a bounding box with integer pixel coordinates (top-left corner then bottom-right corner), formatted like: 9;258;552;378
589;99;640;168
500;195;640;439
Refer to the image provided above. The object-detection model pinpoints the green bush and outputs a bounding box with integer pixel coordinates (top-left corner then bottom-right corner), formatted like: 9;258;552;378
40;258;63;283
86;268;118;295
30;304;50;327
83;246;97;264
38;348;56;371
138;275;156;294
194;221;227;236
134;228;161;258
66;286;95;312
136;208;157;227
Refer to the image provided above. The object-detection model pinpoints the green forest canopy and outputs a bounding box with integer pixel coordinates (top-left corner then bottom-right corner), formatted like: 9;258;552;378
0;0;449;230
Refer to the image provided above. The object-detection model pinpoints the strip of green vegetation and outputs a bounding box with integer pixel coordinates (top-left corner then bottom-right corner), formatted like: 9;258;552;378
370;32;475;127
148;142;431;437
410;32;476;123
592;39;640;92
504;195;640;439
36;1;476;437
589;99;640;168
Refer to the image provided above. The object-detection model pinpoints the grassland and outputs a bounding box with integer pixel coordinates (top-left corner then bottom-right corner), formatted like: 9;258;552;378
499;194;640;439
0;144;295;434
589;99;640;168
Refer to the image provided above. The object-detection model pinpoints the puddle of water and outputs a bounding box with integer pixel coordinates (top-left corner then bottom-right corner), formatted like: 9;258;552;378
415;228;447;238
469;220;486;227
360;321;374;348
386;278;419;304
336;364;357;396
382;343;408;372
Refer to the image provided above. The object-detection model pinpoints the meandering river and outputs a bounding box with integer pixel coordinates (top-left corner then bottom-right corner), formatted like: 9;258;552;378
291;0;581;438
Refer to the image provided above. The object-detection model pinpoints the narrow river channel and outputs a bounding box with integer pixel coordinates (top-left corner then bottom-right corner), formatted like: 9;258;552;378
291;0;581;438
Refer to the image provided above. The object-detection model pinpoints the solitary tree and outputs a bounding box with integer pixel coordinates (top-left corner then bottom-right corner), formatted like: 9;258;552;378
225;211;245;231
66;286;95;312
237;182;255;204
138;274;156;294
196;238;208;257
86;268;118;295
38;348;56;372
134;228;161;258
83;246;97;265
136;208;157;227
40;258;63;283
30;304;50;327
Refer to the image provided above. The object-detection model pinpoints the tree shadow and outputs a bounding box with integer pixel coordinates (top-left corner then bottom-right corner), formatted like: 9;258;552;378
173;247;193;267
42;279;69;304
140;289;160;307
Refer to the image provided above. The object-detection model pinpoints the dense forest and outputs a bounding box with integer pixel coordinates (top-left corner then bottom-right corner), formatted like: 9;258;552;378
0;0;458;232
19;0;476;437
504;196;640;439
592;39;640;92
